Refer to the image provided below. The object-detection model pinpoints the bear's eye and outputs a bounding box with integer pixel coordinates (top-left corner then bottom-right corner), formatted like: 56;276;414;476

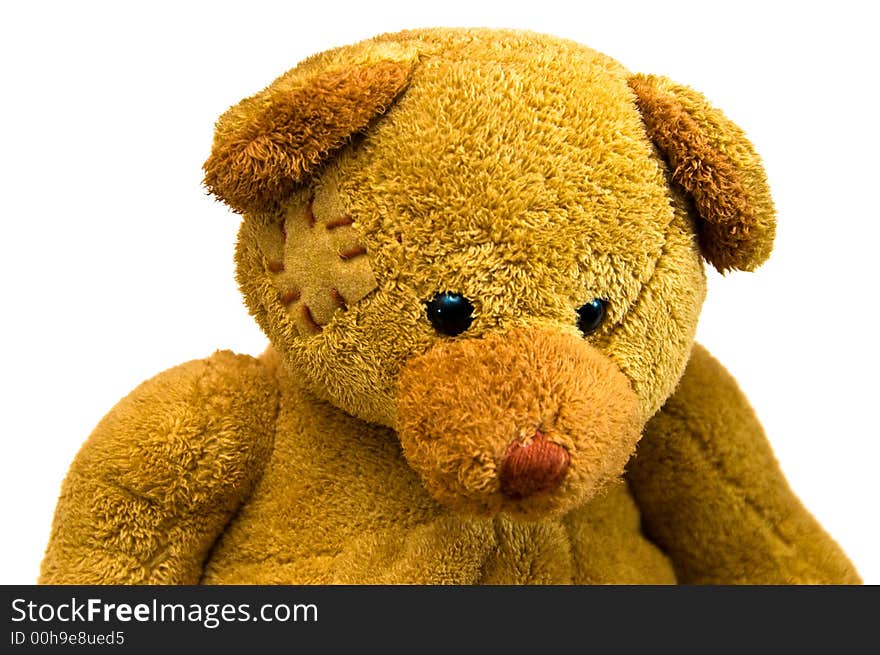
576;298;608;336
426;292;475;336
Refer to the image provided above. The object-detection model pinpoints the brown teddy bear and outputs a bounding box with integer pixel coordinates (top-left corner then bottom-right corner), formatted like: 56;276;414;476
40;28;859;584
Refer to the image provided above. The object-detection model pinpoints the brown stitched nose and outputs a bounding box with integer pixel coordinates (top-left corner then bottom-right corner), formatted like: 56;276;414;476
499;431;570;500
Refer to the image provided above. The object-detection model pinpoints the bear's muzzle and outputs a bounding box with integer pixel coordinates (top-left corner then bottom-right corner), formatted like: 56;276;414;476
396;326;642;520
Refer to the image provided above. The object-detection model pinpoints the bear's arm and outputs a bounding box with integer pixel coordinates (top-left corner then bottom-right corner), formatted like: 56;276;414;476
625;343;860;584
39;351;278;584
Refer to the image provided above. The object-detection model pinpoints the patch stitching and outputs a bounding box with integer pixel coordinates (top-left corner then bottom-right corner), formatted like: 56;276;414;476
264;197;378;335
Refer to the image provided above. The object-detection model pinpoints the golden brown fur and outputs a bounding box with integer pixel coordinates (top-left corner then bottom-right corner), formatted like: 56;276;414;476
40;352;277;583
41;28;857;584
628;345;859;583
205;59;415;216
629;74;775;272
397;327;641;519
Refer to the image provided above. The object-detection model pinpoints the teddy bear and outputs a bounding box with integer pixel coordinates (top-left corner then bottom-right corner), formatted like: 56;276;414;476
39;27;859;584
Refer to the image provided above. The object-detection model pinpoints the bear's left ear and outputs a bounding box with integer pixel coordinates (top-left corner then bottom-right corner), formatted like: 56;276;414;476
629;74;776;272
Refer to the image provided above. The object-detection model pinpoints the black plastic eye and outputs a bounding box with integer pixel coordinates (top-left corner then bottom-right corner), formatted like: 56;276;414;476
426;292;475;336
576;298;607;336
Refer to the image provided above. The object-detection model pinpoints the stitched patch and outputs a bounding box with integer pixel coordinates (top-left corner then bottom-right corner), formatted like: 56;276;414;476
262;194;377;335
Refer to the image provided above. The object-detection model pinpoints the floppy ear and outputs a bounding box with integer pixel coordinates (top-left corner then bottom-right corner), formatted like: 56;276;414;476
204;52;416;216
629;74;776;272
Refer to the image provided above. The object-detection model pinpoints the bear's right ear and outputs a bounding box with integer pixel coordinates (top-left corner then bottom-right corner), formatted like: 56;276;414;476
204;53;416;216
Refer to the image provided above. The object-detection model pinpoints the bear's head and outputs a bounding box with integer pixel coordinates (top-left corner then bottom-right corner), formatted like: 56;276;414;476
204;29;774;520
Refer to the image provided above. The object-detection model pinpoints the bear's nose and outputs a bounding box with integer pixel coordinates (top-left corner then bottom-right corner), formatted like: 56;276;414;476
499;431;570;499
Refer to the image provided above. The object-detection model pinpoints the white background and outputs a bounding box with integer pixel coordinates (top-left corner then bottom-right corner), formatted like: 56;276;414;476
1;0;877;584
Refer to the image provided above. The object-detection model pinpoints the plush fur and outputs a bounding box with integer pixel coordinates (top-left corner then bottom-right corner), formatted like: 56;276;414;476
40;28;858;584
397;327;642;519
629;74;775;272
